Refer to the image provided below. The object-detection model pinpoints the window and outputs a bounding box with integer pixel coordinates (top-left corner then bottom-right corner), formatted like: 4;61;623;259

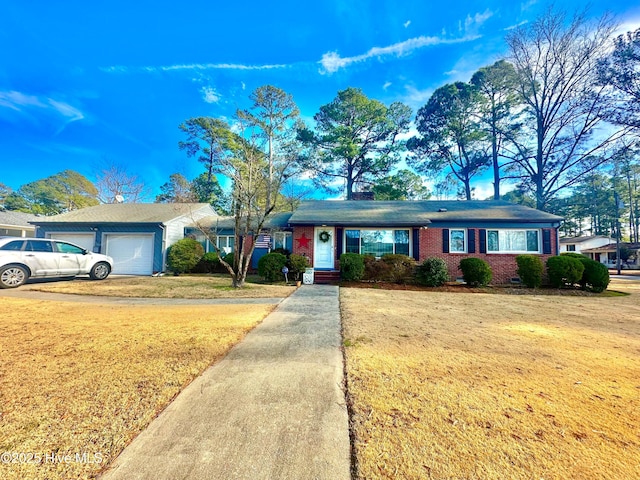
0;240;24;251
344;229;410;257
566;244;576;252
25;240;53;252
450;229;466;253
216;235;235;255
55;242;85;254
273;232;292;251
487;229;540;253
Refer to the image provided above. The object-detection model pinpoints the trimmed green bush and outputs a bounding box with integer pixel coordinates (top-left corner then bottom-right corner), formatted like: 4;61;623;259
561;253;610;292
380;254;416;283
515;255;544;288
192;251;220;273
288;254;310;280
546;256;584;288
167;238;204;275
580;258;610;293
258;252;288;282
415;257;449;287
459;257;492;287
340;253;365;282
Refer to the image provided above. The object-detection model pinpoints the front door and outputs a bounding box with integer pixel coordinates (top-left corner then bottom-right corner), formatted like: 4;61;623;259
314;227;335;269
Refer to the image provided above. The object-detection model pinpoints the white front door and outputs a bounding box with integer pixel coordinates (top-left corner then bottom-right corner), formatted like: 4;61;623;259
314;227;335;269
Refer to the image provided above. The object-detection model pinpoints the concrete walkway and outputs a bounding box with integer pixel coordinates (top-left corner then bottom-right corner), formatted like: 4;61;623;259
100;285;351;480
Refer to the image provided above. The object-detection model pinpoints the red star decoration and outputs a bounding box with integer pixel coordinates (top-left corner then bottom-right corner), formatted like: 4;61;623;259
296;233;311;249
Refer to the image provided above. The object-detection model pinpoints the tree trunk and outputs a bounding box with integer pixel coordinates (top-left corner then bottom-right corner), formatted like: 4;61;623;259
346;161;354;200
492;113;500;200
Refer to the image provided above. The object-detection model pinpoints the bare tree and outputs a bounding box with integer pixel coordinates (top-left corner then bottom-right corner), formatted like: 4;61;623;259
506;8;629;210
95;163;148;203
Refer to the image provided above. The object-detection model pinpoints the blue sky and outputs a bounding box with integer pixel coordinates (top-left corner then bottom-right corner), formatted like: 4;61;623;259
2;0;639;200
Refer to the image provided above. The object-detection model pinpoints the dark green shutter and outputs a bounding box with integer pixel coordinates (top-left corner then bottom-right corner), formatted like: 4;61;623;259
442;229;449;253
479;229;486;254
336;228;343;258
542;229;552;254
467;229;476;253
412;228;420;261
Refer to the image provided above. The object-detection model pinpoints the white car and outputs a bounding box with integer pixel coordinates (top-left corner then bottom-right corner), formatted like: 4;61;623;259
0;237;113;288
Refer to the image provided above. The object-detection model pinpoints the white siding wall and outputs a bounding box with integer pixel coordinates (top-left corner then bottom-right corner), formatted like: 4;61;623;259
163;205;216;270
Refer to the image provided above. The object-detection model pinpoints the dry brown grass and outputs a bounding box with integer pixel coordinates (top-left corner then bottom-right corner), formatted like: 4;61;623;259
341;279;640;480
0;298;273;480
26;274;296;298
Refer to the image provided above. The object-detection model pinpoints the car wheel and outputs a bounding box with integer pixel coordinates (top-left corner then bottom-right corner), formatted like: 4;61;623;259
90;262;111;280
0;265;29;289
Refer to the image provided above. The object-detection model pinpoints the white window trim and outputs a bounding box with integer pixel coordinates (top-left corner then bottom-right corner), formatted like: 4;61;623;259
449;229;467;254
486;229;541;254
273;231;292;250
343;228;412;258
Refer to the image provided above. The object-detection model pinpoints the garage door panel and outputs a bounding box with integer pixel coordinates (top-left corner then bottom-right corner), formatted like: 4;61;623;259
105;234;154;275
48;234;95;252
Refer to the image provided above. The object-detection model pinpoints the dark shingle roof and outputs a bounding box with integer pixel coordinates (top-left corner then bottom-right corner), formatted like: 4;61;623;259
31;203;214;224
194;212;294;231
0;210;39;227
287;200;562;226
559;235;610;244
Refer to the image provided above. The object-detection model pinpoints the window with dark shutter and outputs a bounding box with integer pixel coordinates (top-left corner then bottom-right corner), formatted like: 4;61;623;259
412;229;420;261
336;228;343;258
468;229;476;253
442;229;449;253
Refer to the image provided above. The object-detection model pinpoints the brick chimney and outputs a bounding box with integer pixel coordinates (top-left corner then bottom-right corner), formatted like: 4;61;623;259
351;191;375;201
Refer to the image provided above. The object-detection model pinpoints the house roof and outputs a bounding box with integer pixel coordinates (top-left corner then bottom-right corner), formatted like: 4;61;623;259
559;235;611;244
31;203;214;224
193;212;294;231
581;242;640;253
0;209;39;228
287;200;562;227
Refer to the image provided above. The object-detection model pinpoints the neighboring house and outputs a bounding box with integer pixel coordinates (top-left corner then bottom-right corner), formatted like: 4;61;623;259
559;235;612;254
581;242;640;269
31;203;216;275
284;200;562;284
0;210;38;237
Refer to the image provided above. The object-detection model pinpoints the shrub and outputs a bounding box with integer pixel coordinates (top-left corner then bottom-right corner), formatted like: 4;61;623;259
546;256;584;288
340;253;365;282
515;255;544;288
459;258;492;287
192;251;220;273
363;255;390;281
258;252;288;282
288;254;310;280
580;258;610;293
380;254;416;283
220;252;234;269
415;257;449;287
167;238;204;275
271;247;290;256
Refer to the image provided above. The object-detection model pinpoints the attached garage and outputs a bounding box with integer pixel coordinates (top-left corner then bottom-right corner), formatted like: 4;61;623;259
104;234;154;275
47;233;95;252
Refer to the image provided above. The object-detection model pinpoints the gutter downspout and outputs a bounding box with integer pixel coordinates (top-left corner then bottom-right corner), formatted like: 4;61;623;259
159;223;167;274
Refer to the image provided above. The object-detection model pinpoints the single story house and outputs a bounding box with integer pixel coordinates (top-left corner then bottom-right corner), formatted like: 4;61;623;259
0;209;38;237
559;235;612;254
31;203;216;275
189;199;562;284
581;242;640;269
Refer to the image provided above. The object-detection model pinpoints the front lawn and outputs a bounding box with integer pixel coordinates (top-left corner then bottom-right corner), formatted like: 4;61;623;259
26;274;296;298
0;298;274;480
341;278;640;479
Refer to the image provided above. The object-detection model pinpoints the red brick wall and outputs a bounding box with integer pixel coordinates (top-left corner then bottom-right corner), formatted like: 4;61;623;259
292;226;315;265
418;227;558;284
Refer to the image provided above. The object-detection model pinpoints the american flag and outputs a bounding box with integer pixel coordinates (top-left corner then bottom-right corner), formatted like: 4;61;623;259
254;234;271;249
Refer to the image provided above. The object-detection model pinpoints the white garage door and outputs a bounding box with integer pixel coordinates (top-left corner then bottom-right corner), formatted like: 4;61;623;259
104;234;154;275
48;233;95;252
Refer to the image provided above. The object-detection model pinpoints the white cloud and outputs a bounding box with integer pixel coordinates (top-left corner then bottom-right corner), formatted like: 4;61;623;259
200;86;220;104
241;81;246;90
382;81;392;90
319;34;481;74
464;9;494;33
404;20;411;28
503;20;529;31
401;85;434;107
0;90;84;123
101;62;287;74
